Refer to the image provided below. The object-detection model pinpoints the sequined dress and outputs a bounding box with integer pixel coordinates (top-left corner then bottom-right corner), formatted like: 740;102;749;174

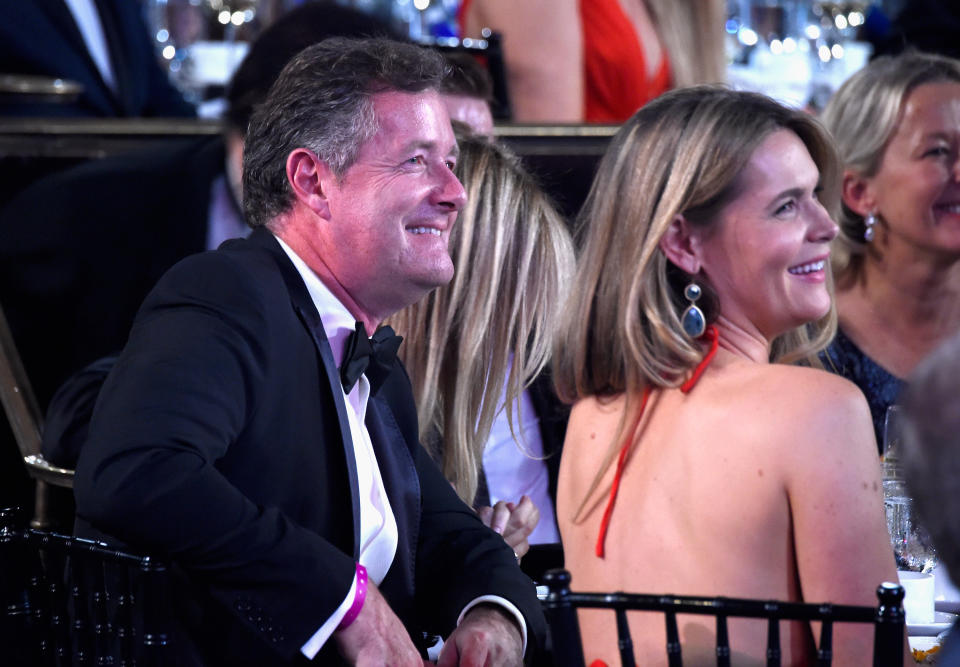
821;328;905;454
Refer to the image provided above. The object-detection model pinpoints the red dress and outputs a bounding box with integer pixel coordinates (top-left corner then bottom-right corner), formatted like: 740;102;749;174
581;0;671;122
457;0;671;122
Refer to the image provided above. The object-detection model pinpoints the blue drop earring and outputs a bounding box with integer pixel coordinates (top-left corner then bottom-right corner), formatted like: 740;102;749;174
681;283;706;338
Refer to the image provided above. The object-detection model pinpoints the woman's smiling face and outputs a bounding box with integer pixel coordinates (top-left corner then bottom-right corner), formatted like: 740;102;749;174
698;129;838;340
867;81;960;258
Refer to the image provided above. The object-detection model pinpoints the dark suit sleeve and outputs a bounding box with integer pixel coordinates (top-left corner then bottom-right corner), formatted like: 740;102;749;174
73;252;352;658
415;448;548;656
382;367;548;657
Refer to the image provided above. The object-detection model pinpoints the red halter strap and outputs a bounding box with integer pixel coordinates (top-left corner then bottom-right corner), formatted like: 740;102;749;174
594;326;719;558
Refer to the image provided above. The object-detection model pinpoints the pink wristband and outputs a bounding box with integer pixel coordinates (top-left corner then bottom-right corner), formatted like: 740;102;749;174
338;563;368;631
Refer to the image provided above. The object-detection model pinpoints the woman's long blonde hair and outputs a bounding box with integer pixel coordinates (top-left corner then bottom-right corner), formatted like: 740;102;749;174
388;130;575;504
553;87;840;510
820;51;960;288
646;0;727;87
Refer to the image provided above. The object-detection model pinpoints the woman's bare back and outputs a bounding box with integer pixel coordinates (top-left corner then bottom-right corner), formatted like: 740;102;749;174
557;354;900;665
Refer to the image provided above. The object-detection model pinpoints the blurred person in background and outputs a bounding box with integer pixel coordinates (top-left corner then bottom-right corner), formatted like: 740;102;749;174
820;51;960;449
387;127;574;574
901;329;960;665
439;51;495;136
0;0;194;117
867;0;960;62
458;0;725;122
554;86;903;664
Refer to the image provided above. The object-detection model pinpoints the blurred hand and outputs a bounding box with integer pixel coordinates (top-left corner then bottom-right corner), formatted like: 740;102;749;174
334;579;430;666
436;604;523;667
477;495;540;560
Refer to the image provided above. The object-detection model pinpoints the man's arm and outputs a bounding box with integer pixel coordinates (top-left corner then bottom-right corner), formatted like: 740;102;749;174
411;432;546;661
73;252;354;658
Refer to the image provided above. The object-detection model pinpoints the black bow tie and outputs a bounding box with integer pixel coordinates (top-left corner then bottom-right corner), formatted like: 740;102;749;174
339;322;403;394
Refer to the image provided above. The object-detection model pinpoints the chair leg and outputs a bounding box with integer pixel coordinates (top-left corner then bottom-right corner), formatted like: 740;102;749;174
31;480;53;531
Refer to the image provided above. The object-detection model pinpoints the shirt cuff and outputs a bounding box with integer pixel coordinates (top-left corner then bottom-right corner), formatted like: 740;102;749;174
457;595;528;657
300;571;357;659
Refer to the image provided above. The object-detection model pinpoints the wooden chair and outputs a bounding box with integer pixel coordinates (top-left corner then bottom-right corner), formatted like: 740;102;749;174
0;506;172;666
0;301;73;529
541;569;905;667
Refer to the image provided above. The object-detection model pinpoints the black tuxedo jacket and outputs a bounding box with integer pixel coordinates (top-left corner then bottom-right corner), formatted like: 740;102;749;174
73;228;545;664
0;0;194;117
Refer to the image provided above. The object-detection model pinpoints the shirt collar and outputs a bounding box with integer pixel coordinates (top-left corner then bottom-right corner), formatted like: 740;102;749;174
273;234;355;369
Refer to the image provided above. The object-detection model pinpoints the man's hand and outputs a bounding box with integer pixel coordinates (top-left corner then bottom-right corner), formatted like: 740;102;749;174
436;604;523;667
334;579;429;666
477;495;540;560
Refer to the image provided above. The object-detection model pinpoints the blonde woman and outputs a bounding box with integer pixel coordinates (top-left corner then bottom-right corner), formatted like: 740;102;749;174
820;52;960;449
388;128;575;560
554;87;905;665
458;0;726;122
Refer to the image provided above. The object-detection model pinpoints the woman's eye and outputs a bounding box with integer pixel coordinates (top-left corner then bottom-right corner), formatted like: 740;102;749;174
407;156;424;165
923;146;950;158
775;200;796;216
445;160;456;170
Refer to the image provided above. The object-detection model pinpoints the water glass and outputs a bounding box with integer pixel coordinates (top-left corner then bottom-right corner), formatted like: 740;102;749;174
884;487;937;573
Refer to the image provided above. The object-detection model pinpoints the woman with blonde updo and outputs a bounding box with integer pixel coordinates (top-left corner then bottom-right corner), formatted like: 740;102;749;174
820;51;960;449
555;87;905;665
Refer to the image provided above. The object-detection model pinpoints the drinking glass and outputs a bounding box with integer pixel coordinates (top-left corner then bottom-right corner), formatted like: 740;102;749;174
882;408;937;572
884;490;938;573
881;405;903;482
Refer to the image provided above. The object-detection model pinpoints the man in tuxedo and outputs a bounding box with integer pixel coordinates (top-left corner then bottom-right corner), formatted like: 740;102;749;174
0;2;403;478
0;0;194;117
73;37;544;665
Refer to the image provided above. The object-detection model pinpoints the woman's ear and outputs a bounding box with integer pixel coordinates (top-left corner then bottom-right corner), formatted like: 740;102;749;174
285;148;334;220
841;169;875;218
658;215;701;275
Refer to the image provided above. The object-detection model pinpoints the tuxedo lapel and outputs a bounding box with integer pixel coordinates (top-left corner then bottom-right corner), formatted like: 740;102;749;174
92;0;135;115
254;229;362;556
366;394;421;626
35;0;90;58
34;0;121;114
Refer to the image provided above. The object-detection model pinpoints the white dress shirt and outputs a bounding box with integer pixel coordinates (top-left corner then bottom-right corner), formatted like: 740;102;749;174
276;238;527;659
484;371;560;544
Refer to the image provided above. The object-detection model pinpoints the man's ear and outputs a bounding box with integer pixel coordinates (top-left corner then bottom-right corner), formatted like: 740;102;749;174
658;214;702;275
285;148;334;220
841;169;875;218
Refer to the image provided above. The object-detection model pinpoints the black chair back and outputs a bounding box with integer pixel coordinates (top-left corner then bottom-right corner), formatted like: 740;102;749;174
0;299;74;530
0;506;172;666
542;569;905;667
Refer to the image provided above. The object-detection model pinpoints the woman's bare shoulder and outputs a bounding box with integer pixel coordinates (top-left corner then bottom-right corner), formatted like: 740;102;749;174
742;364;877;461
735;362;868;413
714;363;875;455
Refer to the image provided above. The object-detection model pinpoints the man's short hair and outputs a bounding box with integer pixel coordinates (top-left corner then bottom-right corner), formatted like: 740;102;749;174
242;37;450;229
439;51;494;102
902;330;960;578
